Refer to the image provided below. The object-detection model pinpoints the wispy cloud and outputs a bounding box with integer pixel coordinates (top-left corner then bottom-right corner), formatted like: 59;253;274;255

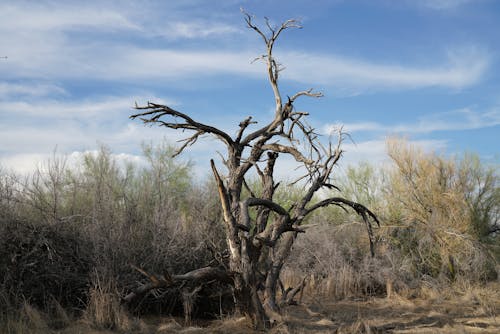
0;150;148;176
0;1;245;80
0;0;496;178
340;139;448;165
281;47;489;92
0;94;182;167
0;93;228;177
0;3;140;32
0;95;177;120
4;44;487;92
419;0;477;10
158;21;240;39
324;107;500;135
0;1;488;92
0;82;66;98
100;48;261;80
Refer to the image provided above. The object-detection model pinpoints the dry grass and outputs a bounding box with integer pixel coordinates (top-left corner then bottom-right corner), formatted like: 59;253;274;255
82;274;137;332
0;303;50;334
1;283;497;333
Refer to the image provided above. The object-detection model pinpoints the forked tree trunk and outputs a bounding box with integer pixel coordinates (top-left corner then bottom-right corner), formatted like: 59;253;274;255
233;272;269;327
128;12;379;330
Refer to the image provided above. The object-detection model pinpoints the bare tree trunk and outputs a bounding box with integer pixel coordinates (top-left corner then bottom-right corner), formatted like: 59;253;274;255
128;12;379;329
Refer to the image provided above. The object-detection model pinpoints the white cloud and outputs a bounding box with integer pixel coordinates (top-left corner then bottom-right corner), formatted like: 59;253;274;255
0;1;488;92
0;95;173;166
280;48;489;92
0;92;233;178
0;99;127;119
0;2;246;81
101;48;262;80
0;153;49;175
4;45;486;92
0;1;242;45
0;95;177;120
65;150;148;171
0;82;66;98
0;121;225;178
404;107;500;132
341;139;447;165
0;150;148;177
0;3;140;32
324;107;500;135
325;122;384;133
158;21;240;39
1;42;262;81
420;0;476;10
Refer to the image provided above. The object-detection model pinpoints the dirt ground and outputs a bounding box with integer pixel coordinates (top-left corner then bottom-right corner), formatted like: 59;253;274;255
30;284;499;334
149;287;500;334
280;296;500;333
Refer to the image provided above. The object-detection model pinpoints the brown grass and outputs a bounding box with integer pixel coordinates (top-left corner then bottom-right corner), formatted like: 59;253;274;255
1;283;497;333
82;273;136;332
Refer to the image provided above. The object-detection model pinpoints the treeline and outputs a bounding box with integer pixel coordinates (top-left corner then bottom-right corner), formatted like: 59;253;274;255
0;139;498;331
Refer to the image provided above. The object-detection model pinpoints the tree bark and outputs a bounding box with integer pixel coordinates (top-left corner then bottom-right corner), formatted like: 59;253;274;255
128;12;379;329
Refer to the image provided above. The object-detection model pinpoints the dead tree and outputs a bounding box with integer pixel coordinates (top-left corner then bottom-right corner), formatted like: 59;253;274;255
128;12;378;329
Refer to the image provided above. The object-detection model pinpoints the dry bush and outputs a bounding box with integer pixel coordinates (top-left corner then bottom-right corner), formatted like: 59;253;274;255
73;144;226;317
286;222;390;300
0;219;93;313
0;142;226;325
386;139;498;282
284;139;498;301
1;136;496;327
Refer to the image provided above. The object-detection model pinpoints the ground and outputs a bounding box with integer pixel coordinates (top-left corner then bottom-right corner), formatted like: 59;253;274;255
153;292;500;333
19;283;500;333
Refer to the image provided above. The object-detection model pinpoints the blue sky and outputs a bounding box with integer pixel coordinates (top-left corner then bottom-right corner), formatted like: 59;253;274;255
1;0;499;178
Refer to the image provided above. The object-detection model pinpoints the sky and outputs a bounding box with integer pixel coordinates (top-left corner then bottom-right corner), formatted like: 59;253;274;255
1;0;499;180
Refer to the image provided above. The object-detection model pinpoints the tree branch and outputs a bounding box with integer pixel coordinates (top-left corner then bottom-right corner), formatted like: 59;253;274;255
261;143;314;165
289;89;323;103
211;159;241;261
305;197;380;255
131;103;234;155
123;266;232;303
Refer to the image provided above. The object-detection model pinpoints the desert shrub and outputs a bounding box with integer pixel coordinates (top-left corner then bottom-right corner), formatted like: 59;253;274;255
386;139;498;282
1;136;495;324
0;142;227;322
287;222;389;299
0;168;20;223
285;140;498;300
0;220;93;313
75;144;225;315
459;154;499;245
